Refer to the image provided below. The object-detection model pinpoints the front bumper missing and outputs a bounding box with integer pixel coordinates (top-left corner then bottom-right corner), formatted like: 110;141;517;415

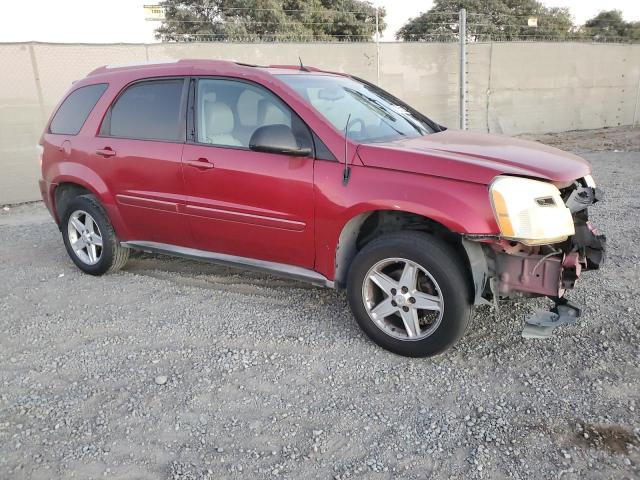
488;218;605;301
464;182;606;337
521;221;605;338
494;249;571;298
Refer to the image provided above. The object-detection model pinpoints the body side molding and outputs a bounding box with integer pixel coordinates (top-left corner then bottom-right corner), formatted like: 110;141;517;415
116;194;179;213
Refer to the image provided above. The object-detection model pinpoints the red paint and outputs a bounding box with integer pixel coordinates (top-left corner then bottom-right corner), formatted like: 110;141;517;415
357;129;591;184
181;143;315;266
40;59;594;282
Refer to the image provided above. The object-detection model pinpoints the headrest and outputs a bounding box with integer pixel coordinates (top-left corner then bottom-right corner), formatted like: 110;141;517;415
206;102;234;136
201;91;217;102
257;98;288;126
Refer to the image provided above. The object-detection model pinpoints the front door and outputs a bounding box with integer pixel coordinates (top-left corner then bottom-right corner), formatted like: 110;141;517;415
181;78;315;268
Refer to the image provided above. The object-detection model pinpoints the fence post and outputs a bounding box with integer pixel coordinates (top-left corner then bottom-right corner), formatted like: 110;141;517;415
375;7;380;86
633;60;640;127
28;43;47;127
486;42;493;133
459;8;467;130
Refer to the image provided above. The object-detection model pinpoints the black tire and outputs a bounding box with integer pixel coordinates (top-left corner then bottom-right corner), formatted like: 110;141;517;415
347;231;472;357
61;194;129;275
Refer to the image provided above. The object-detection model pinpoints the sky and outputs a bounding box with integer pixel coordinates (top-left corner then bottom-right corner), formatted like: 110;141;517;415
0;0;639;43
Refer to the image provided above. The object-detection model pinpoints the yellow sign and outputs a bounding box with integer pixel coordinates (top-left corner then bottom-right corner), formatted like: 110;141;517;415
527;17;538;27
144;4;165;21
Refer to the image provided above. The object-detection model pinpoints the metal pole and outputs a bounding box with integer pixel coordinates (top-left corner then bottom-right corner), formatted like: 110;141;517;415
633;57;640;127
459;8;466;130
486;42;493;133
28;43;46;127
375;7;380;86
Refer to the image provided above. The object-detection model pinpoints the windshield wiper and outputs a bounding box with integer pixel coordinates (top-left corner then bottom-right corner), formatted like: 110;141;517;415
346;88;427;136
344;88;395;120
364;95;428;135
344;89;406;137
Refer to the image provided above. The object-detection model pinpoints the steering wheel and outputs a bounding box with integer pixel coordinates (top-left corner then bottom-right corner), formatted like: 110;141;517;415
347;118;367;140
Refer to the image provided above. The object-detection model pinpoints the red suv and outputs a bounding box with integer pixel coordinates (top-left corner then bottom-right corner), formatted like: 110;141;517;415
39;60;605;357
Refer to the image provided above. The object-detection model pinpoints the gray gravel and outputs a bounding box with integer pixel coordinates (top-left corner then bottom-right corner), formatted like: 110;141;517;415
1;129;639;479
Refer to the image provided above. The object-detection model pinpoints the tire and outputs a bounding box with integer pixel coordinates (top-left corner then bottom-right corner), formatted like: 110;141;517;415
61;194;129;275
347;231;472;357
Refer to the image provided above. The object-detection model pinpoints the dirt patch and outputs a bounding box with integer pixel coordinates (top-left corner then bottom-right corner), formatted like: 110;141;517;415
519;125;640;153
574;423;639;454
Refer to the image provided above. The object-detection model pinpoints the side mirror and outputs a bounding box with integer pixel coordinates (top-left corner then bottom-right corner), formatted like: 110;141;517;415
249;124;311;157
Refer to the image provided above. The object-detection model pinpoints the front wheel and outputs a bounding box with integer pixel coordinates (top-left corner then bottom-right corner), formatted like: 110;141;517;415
61;194;129;275
347;231;472;357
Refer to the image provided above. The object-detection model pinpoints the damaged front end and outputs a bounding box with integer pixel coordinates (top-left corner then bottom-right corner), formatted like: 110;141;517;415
465;176;606;338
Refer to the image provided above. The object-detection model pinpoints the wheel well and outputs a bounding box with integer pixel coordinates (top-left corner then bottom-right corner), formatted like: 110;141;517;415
334;210;473;292
54;183;92;223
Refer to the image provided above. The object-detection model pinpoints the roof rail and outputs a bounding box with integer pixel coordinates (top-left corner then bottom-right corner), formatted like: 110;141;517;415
88;59;180;76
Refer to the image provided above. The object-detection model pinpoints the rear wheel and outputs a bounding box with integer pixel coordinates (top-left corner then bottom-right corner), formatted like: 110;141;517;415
347;231;472;357
61;195;129;275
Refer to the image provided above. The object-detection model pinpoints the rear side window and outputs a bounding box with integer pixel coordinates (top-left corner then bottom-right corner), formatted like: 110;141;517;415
102;79;185;141
49;83;108;135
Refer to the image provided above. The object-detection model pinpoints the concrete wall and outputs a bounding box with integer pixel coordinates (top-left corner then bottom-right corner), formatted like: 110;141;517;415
465;43;640;134
1;41;639;204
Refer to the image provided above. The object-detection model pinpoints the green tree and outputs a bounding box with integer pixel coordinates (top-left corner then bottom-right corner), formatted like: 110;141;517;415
155;0;386;42
582;10;640;42
396;0;573;42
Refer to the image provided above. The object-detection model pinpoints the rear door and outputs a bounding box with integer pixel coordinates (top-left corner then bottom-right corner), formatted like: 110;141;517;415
91;77;192;246
181;77;315;268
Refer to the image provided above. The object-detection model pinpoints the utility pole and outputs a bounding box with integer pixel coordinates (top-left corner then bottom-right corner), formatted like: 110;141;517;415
459;8;467;130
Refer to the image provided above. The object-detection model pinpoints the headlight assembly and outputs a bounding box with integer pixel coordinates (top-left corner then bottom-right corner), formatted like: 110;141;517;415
489;176;575;245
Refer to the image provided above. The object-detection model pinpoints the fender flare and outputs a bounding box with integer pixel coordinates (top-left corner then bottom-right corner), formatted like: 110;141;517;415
48;162;130;239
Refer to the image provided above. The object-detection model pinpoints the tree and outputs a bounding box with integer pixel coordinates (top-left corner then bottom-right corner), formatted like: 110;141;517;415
155;0;386;42
396;0;573;42
582;10;640;42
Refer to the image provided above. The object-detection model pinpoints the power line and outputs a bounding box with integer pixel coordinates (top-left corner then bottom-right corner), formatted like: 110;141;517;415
161;6;387;15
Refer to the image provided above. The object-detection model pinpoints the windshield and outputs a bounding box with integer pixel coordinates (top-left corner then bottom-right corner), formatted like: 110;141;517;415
276;74;436;143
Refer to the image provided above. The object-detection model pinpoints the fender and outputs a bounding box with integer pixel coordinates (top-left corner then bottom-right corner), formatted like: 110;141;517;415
47;161;131;239
313;161;499;281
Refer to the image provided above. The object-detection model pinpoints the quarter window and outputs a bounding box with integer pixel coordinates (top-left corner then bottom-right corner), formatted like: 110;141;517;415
49;83;108;135
195;78;311;151
103;79;185;141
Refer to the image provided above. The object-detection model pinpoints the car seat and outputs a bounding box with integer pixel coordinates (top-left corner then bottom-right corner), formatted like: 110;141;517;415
203;98;243;147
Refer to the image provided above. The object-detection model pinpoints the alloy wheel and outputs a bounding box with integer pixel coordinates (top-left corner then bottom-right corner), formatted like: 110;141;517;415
67;210;103;265
362;257;444;341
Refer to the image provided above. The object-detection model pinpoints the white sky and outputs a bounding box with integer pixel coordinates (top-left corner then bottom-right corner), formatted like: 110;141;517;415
0;0;638;43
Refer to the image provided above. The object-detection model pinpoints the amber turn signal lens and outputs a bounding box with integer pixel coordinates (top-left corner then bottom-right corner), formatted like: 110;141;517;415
491;190;515;237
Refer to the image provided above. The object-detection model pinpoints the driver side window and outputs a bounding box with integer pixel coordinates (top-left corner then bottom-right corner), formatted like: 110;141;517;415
196;79;311;150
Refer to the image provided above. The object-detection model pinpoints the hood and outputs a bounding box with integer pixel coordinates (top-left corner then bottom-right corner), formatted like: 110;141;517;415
356;129;591;185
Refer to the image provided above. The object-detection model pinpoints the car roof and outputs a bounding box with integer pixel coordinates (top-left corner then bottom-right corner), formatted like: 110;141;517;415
85;59;345;82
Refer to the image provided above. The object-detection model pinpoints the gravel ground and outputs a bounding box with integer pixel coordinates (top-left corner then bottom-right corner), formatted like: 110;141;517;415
1;127;639;479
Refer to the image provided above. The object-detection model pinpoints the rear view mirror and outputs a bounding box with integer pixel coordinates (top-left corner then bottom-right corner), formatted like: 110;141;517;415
317;87;345;101
249;124;311;157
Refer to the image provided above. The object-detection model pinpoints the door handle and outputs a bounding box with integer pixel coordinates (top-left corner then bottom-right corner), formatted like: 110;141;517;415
96;148;116;158
186;158;214;170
